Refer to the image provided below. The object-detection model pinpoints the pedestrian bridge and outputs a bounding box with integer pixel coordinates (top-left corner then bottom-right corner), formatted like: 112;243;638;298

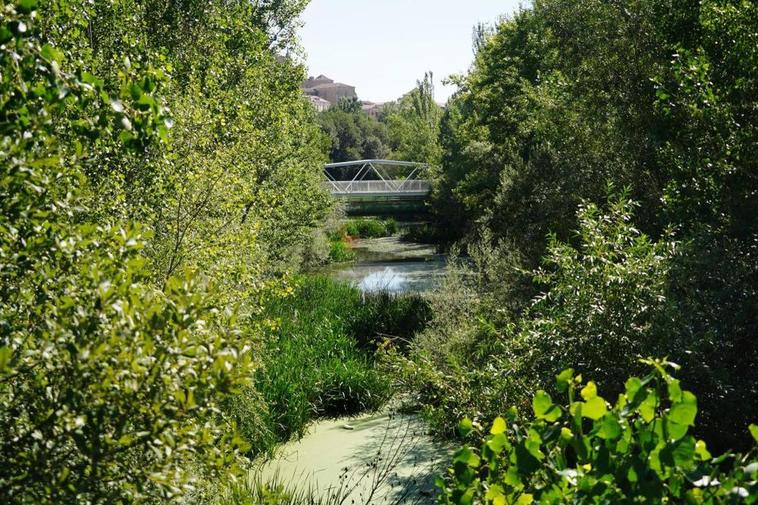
324;159;431;216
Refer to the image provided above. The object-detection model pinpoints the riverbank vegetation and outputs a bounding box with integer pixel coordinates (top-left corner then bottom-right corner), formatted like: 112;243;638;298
344;218;399;238
326;218;399;262
0;0;341;501
387;0;758;496
231;276;430;457
2;0;756;502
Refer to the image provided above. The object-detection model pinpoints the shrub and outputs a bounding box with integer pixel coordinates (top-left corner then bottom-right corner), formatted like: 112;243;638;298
401;223;442;245
352;291;432;351
329;238;356;262
384;218;399;235
343;218;397;238
393;194;678;439
517;194;676;396
438;360;757;504
0;8;251;501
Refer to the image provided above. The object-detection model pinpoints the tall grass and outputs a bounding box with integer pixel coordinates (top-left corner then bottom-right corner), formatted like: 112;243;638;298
229;276;431;456
344;218;397;238
257;277;389;444
327;238;355;262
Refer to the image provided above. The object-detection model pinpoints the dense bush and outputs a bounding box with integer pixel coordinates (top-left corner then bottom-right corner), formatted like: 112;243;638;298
514;195;676;397
0;4;253;501
423;0;757;452
328;238;356;262
438;361;757;504
392;195;672;429
343;218;398;238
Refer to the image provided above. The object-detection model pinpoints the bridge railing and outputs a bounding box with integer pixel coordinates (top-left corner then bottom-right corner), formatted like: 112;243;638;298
326;180;432;194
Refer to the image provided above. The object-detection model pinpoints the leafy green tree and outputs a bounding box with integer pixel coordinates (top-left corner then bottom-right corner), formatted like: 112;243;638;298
510;195;676;400
53;0;332;288
0;4;253;501
337;96;363;114
425;0;757;451
318;108;391;162
383;72;443;165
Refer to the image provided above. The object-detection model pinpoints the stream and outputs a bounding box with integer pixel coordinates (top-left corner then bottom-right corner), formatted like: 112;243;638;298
330;236;447;294
257;236;450;504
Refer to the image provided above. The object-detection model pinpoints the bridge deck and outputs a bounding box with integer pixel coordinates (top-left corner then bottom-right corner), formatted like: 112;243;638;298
325;180;432;195
324;160;431;215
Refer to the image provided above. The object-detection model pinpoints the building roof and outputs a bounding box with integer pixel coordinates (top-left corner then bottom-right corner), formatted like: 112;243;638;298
308;95;331;105
310;82;354;90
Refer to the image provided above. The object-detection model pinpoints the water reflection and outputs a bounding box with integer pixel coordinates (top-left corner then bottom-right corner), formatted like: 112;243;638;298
329;237;446;294
337;261;445;294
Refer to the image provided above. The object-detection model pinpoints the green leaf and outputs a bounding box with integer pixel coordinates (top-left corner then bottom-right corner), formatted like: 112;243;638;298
485;484;505;503
749;424;758;444
667;379;682;402
533;390;552;416
516;494;534;505
533;390;561;422
638;391;658;423
669;392;697;426
597;416;622;440
582;397;607;420
625;377;642;399
556;368;574;391
504;466;521;487
666;419;689;441
41;44;65;63
491;416;506;435
453;447;480;468
458;418;473;437
581;381;598;400
671;436;696;467
486;433;508;455
695;440;711;461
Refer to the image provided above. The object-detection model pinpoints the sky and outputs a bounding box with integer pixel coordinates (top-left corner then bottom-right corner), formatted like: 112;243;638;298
299;0;523;104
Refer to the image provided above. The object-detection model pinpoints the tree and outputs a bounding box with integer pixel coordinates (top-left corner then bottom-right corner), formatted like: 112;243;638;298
318;108;391;162
0;4;253;501
421;0;757;451
383;72;443;165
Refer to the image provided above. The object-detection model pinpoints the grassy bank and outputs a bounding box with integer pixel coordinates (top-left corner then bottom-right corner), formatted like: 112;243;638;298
228;276;430;456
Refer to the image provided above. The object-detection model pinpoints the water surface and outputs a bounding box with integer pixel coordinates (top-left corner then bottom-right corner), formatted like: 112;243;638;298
330;237;446;294
258;411;449;504
257;236;449;503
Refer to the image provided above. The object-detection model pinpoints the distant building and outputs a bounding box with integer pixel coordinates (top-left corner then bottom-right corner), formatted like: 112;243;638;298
361;101;386;119
302;74;357;106
306;95;331;112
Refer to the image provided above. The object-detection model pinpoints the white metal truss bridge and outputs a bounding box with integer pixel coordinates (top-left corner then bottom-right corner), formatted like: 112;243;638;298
323;159;431;215
323;159;431;196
